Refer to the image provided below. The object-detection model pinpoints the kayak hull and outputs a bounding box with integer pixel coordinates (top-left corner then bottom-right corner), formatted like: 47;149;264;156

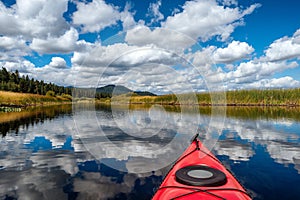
152;136;251;200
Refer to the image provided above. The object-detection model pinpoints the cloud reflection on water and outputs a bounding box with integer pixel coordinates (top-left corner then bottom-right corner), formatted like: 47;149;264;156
0;105;300;199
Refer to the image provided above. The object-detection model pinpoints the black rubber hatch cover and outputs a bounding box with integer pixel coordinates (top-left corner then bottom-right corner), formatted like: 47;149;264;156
175;165;227;187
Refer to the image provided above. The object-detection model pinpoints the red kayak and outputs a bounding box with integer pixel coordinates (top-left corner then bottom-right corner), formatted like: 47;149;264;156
152;134;252;200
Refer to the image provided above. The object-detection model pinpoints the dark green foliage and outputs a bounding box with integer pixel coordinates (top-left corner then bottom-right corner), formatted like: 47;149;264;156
134;91;156;96
96;84;132;98
0;67;72;96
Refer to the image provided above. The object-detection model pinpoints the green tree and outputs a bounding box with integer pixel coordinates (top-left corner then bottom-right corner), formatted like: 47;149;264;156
35;80;40;94
40;80;44;95
14;70;20;84
28;78;35;93
19;78;27;93
1;67;10;82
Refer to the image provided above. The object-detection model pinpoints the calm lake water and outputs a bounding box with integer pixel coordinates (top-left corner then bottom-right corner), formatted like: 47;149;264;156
0;104;300;200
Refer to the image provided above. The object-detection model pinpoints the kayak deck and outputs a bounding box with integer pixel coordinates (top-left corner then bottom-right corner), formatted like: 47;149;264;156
152;135;251;200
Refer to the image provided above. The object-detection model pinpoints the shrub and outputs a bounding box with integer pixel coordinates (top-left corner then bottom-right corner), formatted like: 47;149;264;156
46;90;55;97
61;93;72;101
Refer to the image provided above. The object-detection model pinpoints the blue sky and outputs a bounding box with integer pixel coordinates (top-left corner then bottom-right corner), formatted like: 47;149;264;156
1;0;300;93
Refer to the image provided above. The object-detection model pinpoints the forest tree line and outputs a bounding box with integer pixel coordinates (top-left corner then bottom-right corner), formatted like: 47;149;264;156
0;67;72;96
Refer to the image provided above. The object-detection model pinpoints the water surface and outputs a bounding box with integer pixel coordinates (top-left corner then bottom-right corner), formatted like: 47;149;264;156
0;104;300;199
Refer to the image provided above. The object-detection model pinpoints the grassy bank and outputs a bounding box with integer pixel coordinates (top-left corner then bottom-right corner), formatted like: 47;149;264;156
3;88;300;109
225;89;300;106
0;91;72;108
112;88;300;106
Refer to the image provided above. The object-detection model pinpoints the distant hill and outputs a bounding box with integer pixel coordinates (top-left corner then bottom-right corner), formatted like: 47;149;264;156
96;84;132;95
95;85;156;98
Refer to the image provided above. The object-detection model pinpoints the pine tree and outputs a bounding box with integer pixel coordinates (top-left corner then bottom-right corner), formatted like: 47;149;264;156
19;78;27;93
1;67;9;82
28;78;35;93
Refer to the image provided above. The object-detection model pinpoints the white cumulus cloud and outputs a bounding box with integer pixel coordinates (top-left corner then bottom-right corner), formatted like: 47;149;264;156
162;0;260;41
30;28;79;54
213;41;254;63
125;25;196;52
227;60;298;84
0;60;34;74
0;0;69;39
0;36;30;61
247;76;300;88
72;0;120;33
264;29;300;61
48;57;67;69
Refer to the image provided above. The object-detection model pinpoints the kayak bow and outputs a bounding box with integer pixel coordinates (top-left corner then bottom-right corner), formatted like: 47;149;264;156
152;135;252;200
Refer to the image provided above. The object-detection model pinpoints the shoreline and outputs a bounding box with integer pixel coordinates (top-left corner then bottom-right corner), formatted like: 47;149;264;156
1;99;299;110
2;101;299;108
116;101;300;107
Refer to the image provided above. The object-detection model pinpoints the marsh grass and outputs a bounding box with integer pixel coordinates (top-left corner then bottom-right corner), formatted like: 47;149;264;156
0;91;71;107
126;89;300;106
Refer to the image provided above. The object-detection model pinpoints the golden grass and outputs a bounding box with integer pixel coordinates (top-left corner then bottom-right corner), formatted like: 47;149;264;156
127;89;300;106
130;96;157;101
129;96;156;104
110;95;157;104
0;90;71;107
